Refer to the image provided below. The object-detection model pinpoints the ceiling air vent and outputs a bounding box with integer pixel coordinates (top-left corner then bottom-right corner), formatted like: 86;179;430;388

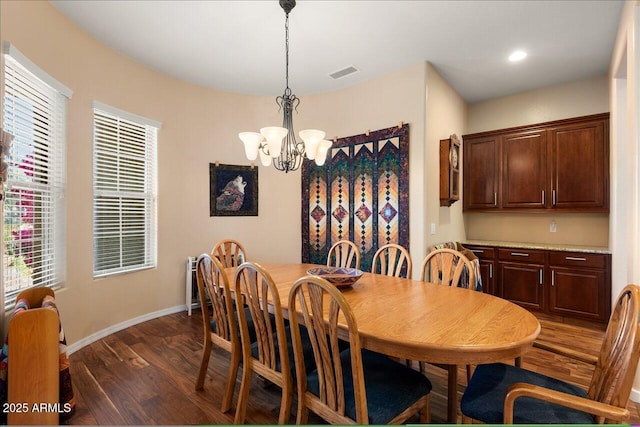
329;65;359;80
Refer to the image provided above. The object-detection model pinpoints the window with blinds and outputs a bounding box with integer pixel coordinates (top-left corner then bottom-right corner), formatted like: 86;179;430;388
2;44;71;307
92;103;158;277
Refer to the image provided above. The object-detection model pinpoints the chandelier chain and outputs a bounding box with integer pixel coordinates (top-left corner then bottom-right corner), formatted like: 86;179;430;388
285;12;290;92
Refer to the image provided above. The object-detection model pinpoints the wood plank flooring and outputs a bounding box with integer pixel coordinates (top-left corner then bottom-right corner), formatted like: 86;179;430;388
67;309;640;425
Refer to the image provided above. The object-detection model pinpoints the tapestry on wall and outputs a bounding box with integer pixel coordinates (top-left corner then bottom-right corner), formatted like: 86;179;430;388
301;123;409;273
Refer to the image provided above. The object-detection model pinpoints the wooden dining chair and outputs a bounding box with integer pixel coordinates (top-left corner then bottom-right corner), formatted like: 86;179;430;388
461;284;640;424
327;239;361;269
194;253;243;413
419;247;477;418
419;247;475;287
232;262;294;424
288;275;432;424
371;243;412;278
211;239;246;268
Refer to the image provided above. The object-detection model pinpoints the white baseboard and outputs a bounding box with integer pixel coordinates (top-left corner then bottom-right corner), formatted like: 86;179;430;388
66;305;185;355
631;387;640;403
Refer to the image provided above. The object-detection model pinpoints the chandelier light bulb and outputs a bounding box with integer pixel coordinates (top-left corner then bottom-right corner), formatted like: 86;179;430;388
238;132;263;161
315;139;333;166
299;129;326;160
260;126;288;158
259;147;272;167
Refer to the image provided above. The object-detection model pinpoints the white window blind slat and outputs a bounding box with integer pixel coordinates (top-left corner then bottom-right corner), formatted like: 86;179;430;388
92;107;158;278
3;51;67;307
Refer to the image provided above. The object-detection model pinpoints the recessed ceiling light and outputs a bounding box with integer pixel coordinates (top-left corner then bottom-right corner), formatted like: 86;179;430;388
509;50;527;62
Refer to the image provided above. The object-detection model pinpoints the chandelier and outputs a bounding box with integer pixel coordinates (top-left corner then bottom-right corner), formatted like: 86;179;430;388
239;0;332;173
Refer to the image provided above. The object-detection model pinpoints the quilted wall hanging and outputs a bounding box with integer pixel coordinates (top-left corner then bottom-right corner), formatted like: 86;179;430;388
301;123;409;273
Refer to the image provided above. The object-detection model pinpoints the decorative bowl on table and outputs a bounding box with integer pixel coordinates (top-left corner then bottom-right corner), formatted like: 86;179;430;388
307;266;364;288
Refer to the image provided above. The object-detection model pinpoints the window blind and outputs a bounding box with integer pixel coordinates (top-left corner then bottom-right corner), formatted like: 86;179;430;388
2;51;69;307
92;106;158;277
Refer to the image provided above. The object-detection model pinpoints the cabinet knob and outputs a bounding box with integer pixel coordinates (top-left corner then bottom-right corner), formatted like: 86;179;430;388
511;252;530;257
565;256;587;262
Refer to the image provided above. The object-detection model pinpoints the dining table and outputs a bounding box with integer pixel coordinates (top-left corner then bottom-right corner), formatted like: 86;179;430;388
227;262;541;423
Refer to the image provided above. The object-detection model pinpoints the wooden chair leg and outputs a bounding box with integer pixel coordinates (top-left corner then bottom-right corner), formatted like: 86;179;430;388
221;349;241;413
419;394;431;424
278;384;293;424
195;340;212;390
515;356;522;367
296;396;309;425
233;363;253;424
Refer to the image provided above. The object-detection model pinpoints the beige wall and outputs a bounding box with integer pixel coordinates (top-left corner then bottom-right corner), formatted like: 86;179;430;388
425;63;468;248
468;76;609;133
608;1;640;400
1;2;459;344
465;77;610;247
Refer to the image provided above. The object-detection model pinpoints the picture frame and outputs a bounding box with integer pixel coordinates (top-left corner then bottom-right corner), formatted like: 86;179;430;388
209;163;258;216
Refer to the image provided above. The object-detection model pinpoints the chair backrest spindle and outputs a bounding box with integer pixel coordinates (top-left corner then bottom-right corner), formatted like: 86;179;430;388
371;243;412;278
327;240;361;269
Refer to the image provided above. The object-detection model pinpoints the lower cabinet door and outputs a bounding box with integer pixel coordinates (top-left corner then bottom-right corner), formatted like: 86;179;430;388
499;262;544;310
549;266;606;321
478;260;495;295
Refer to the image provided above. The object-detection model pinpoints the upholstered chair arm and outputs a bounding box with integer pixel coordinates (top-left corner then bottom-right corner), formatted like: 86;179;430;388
533;341;599;365
503;382;630;424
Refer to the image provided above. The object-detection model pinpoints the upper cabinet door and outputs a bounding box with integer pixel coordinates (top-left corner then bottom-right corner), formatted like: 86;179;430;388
502;130;547;209
463;135;500;210
463;113;609;213
550;118;609;211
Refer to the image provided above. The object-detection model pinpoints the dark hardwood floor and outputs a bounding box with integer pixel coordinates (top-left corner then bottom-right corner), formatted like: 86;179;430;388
67;309;640;425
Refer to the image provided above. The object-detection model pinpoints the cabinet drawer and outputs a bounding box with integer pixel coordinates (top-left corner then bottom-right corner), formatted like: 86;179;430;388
498;248;546;263
464;246;495;260
548;252;607;268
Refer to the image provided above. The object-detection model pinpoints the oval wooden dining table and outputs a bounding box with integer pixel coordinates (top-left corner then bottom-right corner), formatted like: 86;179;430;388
227;263;541;423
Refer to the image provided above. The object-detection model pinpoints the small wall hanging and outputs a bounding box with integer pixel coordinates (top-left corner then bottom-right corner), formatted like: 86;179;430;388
209;163;258;216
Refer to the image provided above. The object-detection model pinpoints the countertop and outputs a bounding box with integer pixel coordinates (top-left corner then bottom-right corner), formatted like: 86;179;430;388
463;240;611;254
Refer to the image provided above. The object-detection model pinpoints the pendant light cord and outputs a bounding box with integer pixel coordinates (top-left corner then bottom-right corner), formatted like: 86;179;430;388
285;12;290;94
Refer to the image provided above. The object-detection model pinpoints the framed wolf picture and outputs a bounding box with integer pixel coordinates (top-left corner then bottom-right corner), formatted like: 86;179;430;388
209;163;258;216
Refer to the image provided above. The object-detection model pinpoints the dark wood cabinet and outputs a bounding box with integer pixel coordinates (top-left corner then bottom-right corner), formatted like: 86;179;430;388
498;249;545;311
463;113;609;212
548;252;610;321
549;119;608;210
502;130;547;209
463;135;499;210
464;243;611;322
466;245;496;295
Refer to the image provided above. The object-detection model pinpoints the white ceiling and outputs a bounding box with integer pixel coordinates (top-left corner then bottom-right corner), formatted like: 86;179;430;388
50;0;624;103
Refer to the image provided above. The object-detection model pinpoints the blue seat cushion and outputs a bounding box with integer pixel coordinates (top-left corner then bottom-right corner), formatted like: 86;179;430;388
250;324;316;377
306;349;432;424
461;363;596;424
211;305;266;343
